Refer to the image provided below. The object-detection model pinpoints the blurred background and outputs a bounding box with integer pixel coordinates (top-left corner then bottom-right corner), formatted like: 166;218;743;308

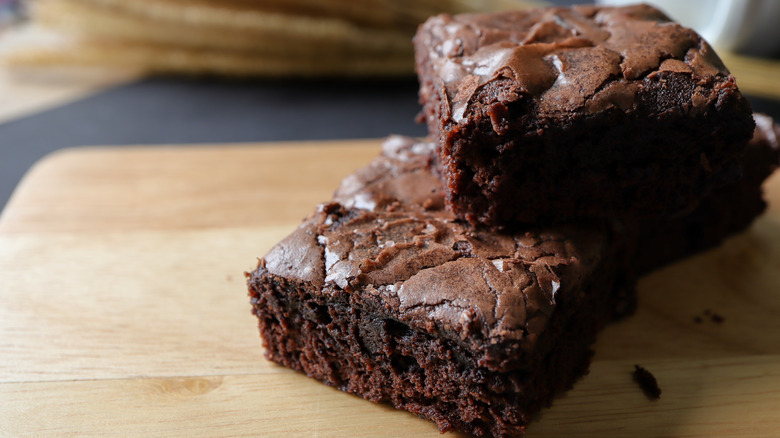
1;0;779;212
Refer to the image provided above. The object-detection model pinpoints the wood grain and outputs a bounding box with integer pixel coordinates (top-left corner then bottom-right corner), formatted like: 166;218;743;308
1;140;780;437
3;355;778;438
0;228;287;382
0;140;380;233
528;354;780;437
0;372;462;438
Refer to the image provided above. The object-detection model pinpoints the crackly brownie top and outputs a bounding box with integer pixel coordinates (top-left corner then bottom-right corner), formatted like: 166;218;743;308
262;136;609;359
416;4;733;123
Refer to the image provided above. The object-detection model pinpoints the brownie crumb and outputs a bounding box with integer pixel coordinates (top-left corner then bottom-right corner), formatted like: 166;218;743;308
695;310;725;324
633;365;661;400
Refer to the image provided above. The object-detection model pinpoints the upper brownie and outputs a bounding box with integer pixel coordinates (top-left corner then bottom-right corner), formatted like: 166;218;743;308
415;4;755;227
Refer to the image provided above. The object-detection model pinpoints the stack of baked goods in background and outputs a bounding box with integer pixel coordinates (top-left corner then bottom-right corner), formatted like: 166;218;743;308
247;4;780;438
0;0;538;76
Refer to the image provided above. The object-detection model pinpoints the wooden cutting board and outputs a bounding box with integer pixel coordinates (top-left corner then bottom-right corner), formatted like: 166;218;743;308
2;139;780;437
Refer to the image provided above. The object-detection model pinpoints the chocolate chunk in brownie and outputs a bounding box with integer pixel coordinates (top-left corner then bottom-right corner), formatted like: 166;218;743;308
414;4;755;228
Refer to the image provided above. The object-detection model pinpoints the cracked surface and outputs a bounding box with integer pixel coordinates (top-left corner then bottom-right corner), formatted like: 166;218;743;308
414;4;755;227
261;136;615;367
418;4;729;123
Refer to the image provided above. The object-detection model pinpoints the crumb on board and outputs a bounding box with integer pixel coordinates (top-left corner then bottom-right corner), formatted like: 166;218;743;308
694;310;725;324
633;365;661;400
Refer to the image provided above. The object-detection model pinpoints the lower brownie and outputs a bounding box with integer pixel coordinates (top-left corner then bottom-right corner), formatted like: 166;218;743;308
249;137;635;437
248;120;778;437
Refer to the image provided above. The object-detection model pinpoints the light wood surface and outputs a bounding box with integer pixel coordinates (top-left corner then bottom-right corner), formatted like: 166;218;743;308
0;141;379;233
1;139;780;437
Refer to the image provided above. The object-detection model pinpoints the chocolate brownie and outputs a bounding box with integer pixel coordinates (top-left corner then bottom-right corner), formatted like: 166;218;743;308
635;113;780;273
414;4;755;228
248;136;635;437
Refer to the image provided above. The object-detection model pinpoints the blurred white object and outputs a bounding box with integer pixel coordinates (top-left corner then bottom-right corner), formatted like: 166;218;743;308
597;0;780;57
